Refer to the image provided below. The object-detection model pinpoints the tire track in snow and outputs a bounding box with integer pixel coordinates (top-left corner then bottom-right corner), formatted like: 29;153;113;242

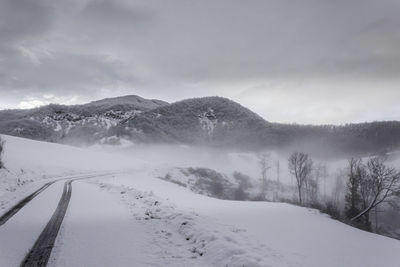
0;173;115;227
0;181;56;226
20;180;73;267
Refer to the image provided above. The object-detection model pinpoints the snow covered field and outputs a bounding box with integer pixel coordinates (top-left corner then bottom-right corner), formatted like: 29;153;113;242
1;135;400;267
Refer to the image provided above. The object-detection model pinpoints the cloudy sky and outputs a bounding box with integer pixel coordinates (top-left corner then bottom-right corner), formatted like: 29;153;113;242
1;0;399;124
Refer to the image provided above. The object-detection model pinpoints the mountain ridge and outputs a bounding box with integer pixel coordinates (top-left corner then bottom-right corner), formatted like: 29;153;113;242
0;95;400;156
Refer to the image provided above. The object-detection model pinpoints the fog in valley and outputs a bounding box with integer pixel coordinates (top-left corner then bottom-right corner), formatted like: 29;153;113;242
88;138;400;239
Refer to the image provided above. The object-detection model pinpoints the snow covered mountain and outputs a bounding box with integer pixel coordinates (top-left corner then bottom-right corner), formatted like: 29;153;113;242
1;95;400;156
0;95;168;145
113;97;282;149
110;96;400;156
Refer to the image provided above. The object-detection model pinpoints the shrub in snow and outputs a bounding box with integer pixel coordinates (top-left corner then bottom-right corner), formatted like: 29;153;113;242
323;200;342;220
233;172;252;200
187;167;234;199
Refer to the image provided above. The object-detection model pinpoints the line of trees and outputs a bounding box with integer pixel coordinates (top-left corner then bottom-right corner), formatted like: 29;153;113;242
285;151;400;234
288;152;319;206
344;156;400;231
257;151;324;205
253;150;400;236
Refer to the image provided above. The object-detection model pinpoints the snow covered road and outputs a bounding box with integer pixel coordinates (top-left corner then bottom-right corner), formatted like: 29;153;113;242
48;180;156;266
0;176;208;267
22;180;73;266
0;180;56;226
48;180;207;267
0;181;65;266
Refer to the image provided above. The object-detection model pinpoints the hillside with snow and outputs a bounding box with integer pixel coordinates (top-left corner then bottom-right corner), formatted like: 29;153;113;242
0;95;168;145
116;97;277;148
1;95;400;157
0;135;400;267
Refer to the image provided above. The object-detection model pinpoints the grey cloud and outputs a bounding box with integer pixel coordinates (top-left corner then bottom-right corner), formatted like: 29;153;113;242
0;0;399;123
0;0;54;42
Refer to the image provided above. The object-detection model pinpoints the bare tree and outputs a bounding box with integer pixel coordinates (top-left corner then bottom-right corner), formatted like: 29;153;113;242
313;164;321;190
332;172;345;209
275;159;281;195
311;163;325;203
344;158;362;218
0;136;4;169
307;177;319;205
274;159;281;201
288;152;313;205
321;163;328;199
276;159;280;185
351;156;400;230
258;153;271;199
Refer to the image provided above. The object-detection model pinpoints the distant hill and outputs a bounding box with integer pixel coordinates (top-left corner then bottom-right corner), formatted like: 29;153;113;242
1;95;400;157
111;97;284;149
0;95;168;145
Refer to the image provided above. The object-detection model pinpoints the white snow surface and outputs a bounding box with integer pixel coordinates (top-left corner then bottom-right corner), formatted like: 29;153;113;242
49;181;202;267
91;171;400;267
0;182;65;266
0;134;144;220
0;135;400;267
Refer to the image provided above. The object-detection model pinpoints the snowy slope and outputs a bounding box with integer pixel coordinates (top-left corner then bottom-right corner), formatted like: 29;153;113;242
92;171;400;267
0;134;145;212
0;135;400;267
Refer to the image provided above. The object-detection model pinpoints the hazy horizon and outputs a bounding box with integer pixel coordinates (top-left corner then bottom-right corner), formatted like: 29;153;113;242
1;93;399;126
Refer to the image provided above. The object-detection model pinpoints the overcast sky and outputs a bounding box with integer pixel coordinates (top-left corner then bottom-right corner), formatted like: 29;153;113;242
1;0;399;124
